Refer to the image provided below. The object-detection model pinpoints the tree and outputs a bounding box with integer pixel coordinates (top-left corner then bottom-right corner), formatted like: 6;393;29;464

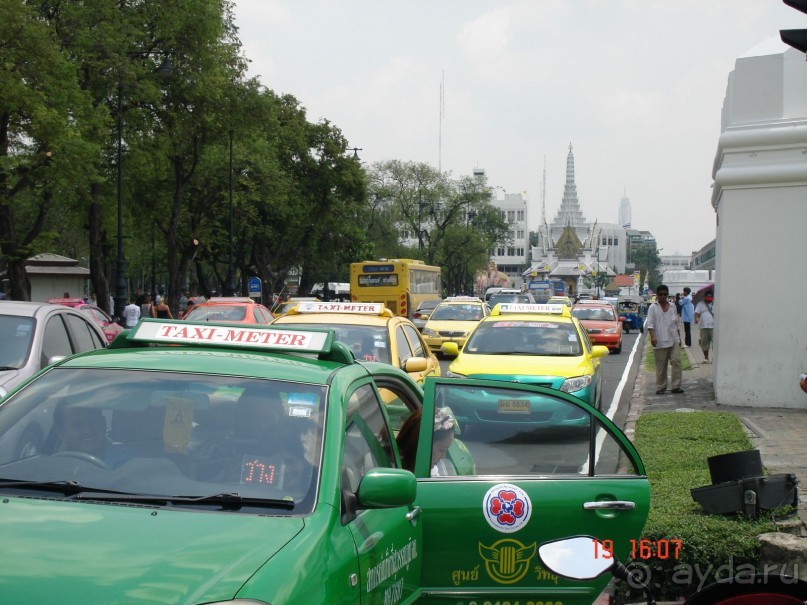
631;245;663;291
0;0;102;300
365;161;508;294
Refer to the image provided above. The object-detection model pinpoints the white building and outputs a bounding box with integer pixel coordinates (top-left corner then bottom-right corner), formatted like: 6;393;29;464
711;38;807;409
489;190;530;289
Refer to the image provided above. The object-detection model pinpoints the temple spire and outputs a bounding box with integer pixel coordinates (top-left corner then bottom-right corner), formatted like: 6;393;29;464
551;144;588;242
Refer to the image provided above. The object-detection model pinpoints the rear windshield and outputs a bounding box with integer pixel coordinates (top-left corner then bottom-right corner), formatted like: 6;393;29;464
184;305;248;322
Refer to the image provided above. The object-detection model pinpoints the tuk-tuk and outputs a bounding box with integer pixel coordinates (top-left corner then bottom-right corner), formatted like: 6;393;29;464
618;295;645;333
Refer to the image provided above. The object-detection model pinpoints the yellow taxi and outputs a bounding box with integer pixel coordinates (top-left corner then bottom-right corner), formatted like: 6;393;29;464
443;303;609;410
271;296;319;317
548;295;573;308
271;301;440;383
421;296;490;356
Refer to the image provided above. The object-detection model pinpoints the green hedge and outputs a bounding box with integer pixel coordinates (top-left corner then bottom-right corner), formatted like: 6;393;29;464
616;411;778;603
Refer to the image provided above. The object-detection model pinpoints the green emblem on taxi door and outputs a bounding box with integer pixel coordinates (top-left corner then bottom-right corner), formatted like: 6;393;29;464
478;539;537;584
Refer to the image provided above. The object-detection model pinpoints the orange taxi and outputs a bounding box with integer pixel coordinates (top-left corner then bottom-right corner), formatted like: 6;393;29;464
181;297;274;325
571;301;623;354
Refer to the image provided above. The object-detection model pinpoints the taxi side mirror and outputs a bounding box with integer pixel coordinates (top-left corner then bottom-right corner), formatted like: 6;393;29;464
440;342;460;357
403;357;428;373
591;345;610;358
357;468;416;509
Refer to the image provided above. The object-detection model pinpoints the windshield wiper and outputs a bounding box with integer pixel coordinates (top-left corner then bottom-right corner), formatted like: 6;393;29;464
70;491;295;510
0;479;111;496
0;366;19;370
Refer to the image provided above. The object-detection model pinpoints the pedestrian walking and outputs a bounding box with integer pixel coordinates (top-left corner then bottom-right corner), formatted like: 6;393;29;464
694;289;715;364
140;294;153;319
179;291;190;316
151;297;173;319
680;287;694;348
122;298;141;329
645;284;683;395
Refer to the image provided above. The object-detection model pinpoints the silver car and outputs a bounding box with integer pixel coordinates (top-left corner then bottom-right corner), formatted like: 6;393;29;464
0;301;107;403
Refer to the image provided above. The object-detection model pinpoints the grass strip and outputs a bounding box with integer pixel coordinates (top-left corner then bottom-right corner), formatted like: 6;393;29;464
619;411;779;602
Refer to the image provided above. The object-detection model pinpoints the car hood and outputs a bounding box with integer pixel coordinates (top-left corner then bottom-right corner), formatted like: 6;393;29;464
0;496;305;604
578;320;619;330
452;353;591;379
424;319;479;333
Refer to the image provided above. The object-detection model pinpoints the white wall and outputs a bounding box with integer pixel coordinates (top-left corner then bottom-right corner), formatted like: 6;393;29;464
711;42;807;409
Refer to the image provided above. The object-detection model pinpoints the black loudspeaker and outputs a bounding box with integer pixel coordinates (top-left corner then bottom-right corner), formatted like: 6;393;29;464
691;450;799;520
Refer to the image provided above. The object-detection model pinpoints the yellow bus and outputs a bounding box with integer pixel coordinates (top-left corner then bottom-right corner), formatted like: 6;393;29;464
350;259;442;319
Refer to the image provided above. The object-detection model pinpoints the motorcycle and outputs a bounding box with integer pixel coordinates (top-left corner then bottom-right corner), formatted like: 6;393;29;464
537;535;807;605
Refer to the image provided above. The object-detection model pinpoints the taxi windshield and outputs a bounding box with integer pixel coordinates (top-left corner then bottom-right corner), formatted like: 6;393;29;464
0;369;326;515
0;316;35;369
282;323;391;364
572;307;616;321
463;320;582;356
183;305;248;322
430;304;482;321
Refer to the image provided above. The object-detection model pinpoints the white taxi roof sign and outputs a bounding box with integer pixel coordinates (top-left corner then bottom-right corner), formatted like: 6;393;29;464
493;303;570;317
128;319;332;353
291;301;391;316
445;296;481;302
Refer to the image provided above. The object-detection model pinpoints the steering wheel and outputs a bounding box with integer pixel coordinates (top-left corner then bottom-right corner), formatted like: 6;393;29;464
51;451;111;470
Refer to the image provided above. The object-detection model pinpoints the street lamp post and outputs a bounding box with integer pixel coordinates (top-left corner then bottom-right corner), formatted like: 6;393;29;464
225;127;235;296
113;77;127;321
596;246;601;299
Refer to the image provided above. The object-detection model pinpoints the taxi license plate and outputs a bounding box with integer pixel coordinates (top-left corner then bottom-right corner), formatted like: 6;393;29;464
498;399;530;413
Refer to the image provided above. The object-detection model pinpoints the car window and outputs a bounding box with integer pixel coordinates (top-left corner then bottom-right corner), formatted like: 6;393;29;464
41;315;73;363
464;321;582;356
573;307;616;321
395;325;413;365
430;382;641;477
0;316;35;369
64;313;98;352
402;324;426;358
342;384;396;498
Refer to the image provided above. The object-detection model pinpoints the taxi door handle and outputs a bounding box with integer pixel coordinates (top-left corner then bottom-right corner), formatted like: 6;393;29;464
406;505;421;525
583;500;636;510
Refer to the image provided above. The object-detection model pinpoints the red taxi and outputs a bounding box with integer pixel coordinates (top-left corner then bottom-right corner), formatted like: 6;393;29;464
47;298;123;344
182;297;274;325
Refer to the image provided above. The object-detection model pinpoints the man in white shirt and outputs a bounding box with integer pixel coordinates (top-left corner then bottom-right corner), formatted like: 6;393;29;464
122;298;141;328
645;284;683;395
694;290;715;364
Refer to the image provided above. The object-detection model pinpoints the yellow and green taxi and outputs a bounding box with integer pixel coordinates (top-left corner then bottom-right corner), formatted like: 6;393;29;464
444;303;610;417
271;301;440;383
421;295;490;355
0;318;649;604
548;295;574;308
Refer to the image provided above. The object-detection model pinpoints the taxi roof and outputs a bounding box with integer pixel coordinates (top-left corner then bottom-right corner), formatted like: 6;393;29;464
282;301;395;319
489;303;571;318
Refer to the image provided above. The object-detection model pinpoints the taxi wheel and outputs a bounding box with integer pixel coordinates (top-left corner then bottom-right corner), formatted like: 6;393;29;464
615;341;622;354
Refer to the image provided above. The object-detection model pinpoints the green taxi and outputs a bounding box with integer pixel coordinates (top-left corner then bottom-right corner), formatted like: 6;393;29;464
444;303;609;411
0;318;647;604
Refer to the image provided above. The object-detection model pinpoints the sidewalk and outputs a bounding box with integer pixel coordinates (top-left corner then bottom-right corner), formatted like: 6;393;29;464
624;323;807;528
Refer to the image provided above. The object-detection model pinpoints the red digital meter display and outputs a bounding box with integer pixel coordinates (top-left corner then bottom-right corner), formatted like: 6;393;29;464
240;455;281;487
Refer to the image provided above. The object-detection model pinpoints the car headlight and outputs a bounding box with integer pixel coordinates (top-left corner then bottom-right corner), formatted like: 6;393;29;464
560;374;592;393
422;327;437;336
446;370;467;378
604;328;619;334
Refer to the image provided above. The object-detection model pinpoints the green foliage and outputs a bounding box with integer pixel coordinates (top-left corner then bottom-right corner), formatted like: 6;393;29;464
618;412;778;602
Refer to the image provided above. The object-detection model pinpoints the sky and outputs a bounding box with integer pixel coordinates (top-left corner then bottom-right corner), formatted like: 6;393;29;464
231;1;807;257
